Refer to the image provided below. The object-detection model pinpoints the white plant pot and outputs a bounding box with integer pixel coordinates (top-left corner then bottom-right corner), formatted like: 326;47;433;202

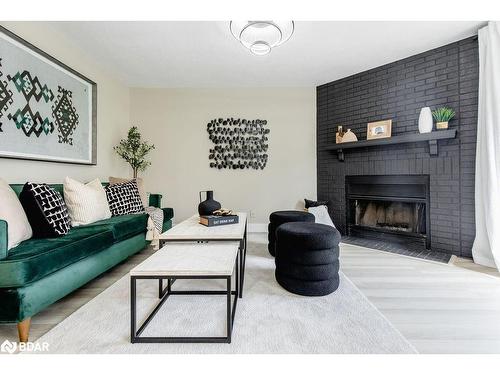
418;107;433;133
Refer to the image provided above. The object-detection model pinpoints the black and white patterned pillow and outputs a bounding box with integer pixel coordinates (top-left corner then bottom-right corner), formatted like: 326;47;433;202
19;182;71;238
105;179;144;216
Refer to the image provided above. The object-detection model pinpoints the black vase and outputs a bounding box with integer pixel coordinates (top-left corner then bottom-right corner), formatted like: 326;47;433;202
198;190;221;216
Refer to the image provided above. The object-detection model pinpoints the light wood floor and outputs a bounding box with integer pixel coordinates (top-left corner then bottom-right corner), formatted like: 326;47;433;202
340;242;500;354
1;233;499;354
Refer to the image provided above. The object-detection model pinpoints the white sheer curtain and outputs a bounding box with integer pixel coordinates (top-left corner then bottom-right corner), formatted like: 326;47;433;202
472;22;500;270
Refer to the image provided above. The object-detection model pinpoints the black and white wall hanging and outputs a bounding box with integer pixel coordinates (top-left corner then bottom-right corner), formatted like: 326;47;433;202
207;117;269;170
0;26;97;165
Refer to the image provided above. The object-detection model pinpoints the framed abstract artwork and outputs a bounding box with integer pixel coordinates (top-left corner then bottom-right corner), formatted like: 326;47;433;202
0;26;97;165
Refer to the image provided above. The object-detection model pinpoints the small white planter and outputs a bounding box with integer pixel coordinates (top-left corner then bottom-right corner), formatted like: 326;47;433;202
418;107;433;133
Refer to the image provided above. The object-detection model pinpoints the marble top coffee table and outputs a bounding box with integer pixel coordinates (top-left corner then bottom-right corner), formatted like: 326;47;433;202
159;212;248;298
130;242;239;344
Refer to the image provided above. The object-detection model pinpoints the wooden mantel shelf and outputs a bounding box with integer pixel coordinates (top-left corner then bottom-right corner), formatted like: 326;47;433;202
324;129;457;161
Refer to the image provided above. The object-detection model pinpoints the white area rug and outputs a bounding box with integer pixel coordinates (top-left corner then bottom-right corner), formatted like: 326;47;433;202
35;237;417;354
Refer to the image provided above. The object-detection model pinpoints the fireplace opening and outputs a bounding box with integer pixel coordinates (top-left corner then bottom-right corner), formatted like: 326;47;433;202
346;175;430;249
354;200;426;234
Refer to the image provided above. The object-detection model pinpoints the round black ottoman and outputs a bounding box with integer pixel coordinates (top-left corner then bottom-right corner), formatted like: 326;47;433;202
268;210;314;256
275;222;341;296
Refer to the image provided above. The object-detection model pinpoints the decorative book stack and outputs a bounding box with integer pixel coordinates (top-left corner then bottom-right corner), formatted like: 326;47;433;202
199;214;239;227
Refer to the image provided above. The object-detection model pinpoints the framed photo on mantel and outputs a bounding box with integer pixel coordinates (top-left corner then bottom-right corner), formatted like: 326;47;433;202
0;26;97;165
367;119;392;140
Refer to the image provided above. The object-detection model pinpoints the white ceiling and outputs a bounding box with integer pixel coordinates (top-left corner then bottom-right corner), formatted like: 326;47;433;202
50;21;484;88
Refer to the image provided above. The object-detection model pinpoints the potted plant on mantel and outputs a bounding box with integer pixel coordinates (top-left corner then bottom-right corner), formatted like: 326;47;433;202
432;107;456;130
114;126;155;178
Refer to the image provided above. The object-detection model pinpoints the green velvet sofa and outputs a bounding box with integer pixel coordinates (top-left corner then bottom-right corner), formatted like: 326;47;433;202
0;183;173;342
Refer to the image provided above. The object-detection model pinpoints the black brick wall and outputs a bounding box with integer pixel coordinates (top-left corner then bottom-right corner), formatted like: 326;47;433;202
317;37;479;257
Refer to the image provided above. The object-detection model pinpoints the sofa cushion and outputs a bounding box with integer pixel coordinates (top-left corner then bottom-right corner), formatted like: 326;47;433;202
0;226;115;288
83;213;149;242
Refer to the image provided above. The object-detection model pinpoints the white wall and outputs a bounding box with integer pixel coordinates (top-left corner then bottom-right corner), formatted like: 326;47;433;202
130;88;317;224
0;22;131;183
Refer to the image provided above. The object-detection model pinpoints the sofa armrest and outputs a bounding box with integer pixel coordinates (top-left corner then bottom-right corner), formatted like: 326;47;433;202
0;219;7;260
148;193;162;208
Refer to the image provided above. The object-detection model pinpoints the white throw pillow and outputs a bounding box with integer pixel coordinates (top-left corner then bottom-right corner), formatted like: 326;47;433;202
64;177;111;226
307;205;336;228
0;178;33;250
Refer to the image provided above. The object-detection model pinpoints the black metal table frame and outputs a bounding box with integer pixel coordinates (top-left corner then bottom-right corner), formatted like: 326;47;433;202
131;253;239;343
159;220;247;298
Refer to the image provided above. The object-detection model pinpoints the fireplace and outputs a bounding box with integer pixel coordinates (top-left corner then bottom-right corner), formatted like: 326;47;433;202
345;175;430;249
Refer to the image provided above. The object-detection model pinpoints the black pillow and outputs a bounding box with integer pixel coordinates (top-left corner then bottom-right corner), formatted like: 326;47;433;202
19;182;71;238
305;199;330;209
105;179;144;216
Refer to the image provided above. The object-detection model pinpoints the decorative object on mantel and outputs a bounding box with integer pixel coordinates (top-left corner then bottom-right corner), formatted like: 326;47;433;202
367;119;392;140
0;26;97;165
335;126;345;143
418;107;433;133
114;126;155;178
340;129;358;143
198;190;222;216
207;117;269;170
432;107;455;130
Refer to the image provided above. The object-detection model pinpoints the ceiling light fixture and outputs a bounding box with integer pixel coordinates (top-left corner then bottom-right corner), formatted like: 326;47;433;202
230;21;295;56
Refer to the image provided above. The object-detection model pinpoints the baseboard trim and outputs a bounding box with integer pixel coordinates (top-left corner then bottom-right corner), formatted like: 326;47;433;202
248;223;267;233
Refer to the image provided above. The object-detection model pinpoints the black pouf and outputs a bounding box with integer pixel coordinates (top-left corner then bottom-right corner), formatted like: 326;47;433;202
267;210;314;256
275;222;341;297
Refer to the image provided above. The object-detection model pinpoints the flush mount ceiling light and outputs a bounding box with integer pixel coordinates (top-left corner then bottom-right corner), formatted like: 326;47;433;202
230;21;295;56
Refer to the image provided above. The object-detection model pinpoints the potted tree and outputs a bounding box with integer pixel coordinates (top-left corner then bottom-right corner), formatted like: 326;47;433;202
114;126;155;178
432;107;456;130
